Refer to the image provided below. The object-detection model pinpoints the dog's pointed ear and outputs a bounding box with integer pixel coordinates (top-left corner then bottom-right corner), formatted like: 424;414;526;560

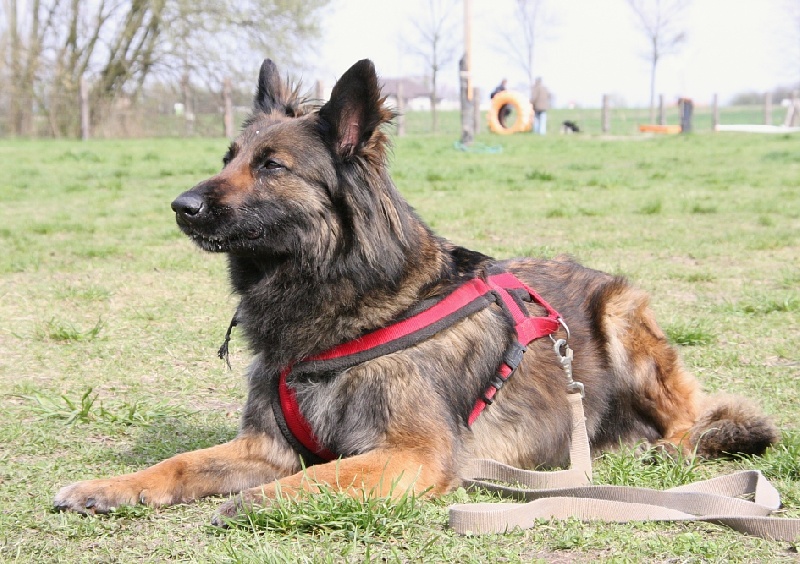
319;59;388;159
254;59;294;115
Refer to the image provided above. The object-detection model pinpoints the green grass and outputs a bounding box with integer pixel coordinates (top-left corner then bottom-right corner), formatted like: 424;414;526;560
229;480;426;538
664;320;716;347
1;130;799;561
19;387;187;426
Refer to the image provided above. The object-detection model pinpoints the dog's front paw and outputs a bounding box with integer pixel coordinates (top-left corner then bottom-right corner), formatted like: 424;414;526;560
54;479;144;515
54;474;177;515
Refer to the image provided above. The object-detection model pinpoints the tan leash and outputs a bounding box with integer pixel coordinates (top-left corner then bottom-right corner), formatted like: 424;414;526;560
450;382;800;542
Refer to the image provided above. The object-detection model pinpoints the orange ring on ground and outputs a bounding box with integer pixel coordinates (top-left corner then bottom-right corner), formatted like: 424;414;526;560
488;91;533;134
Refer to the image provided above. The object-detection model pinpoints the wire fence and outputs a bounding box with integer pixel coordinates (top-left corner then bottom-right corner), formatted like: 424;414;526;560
0;90;793;139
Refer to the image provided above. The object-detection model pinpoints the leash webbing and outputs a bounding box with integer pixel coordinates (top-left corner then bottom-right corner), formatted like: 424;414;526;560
450;394;800;542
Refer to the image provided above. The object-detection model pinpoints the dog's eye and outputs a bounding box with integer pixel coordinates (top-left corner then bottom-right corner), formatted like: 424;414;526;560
260;159;284;172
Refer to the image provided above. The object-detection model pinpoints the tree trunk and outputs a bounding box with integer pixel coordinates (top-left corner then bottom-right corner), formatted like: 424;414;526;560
80;75;90;140
21;0;42;135
6;0;23;135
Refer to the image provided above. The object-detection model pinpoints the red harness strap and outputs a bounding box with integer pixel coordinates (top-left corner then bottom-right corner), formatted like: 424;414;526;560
275;269;562;464
466;272;560;426
277;366;337;462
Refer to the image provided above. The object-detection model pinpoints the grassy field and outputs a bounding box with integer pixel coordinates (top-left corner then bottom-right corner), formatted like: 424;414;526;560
1;128;798;562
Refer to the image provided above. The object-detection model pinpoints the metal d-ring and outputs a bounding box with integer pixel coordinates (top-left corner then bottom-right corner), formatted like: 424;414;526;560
549;317;571;346
557;317;571;340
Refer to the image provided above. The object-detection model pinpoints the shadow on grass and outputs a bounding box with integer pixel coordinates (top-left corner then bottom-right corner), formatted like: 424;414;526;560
86;415;239;469
16;385;240;468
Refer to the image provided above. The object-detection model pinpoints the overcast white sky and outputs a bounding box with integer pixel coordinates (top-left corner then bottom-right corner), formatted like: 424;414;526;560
315;0;796;107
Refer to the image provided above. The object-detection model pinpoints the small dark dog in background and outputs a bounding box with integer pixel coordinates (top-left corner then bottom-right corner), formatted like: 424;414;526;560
562;120;581;133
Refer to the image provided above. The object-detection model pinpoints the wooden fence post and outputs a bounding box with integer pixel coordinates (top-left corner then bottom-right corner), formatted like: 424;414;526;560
473;87;481;135
679;98;693;133
712;94;719;131
181;72;195;136
601;94;610;134
785;91;799;127
396;81;405;137
658;94;665;125
459;56;474;145
315;80;325;101
223;77;234;138
80;76;90;141
764;92;772;126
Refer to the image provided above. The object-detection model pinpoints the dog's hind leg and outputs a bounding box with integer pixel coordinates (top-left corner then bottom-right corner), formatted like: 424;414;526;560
211;446;456;526
54;433;298;514
598;279;701;453
598;278;778;457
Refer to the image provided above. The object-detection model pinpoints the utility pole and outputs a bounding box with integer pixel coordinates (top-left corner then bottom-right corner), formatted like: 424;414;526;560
460;0;475;145
465;0;472;103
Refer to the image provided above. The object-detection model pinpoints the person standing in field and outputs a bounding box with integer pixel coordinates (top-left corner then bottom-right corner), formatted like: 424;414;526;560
530;77;551;135
491;79;512;127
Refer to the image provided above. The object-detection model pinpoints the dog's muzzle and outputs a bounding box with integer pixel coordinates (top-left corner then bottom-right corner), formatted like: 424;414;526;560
171;192;205;223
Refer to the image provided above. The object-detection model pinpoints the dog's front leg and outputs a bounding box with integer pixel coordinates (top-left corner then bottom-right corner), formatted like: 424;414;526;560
54;433;297;514
212;447;455;526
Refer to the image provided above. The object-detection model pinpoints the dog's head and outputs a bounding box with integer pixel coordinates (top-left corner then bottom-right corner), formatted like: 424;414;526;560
171;59;407;274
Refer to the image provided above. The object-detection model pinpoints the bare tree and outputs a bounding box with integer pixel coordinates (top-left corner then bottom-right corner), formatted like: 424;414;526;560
2;0;52;135
500;0;558;94
9;0;169;136
1;0;331;137
407;0;460;133
783;0;800;88
160;0;330;86
627;0;689;122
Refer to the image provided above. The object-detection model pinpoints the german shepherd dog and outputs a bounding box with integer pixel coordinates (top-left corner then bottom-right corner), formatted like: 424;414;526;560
55;59;778;525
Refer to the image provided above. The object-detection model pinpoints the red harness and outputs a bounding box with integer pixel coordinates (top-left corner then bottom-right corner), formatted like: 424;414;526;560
272;268;563;465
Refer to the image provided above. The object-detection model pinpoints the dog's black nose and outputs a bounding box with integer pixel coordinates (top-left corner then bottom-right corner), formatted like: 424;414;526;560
171;192;205;217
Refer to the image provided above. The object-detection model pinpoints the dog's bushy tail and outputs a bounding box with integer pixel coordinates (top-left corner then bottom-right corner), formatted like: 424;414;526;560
689;394;779;457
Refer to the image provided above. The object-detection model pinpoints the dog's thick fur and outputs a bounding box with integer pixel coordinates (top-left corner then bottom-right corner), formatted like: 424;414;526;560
54;59;778;524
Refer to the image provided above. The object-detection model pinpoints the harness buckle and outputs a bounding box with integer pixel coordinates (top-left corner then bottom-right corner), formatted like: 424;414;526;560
490;374;507;390
504;341;527;371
